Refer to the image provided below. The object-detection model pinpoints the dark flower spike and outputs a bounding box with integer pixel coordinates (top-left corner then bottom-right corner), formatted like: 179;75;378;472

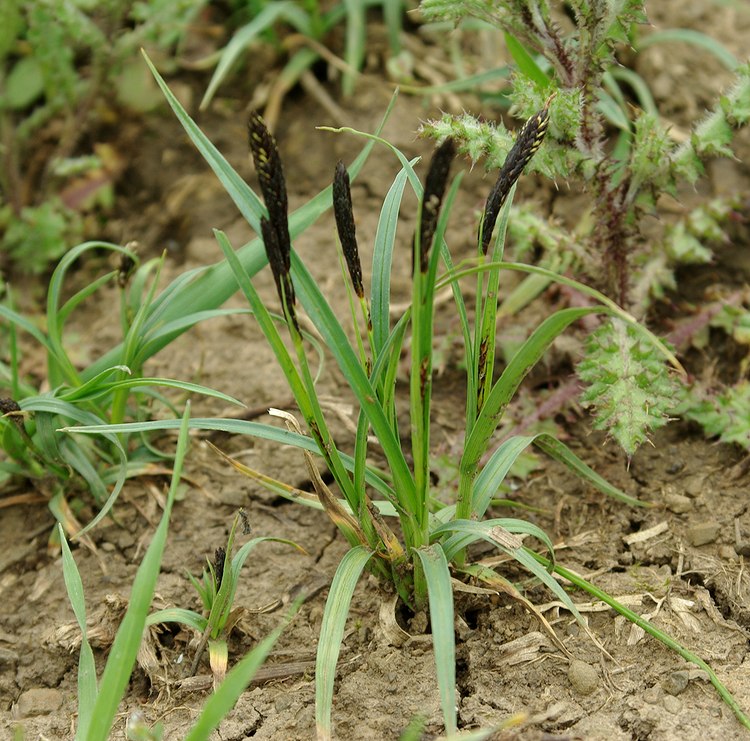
332;160;363;298
415;137;456;273
248;111;297;328
213;547;226;589
261;216;297;329
480;97;552;254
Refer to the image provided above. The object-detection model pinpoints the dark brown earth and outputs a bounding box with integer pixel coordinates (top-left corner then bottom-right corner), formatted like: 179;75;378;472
3;2;750;739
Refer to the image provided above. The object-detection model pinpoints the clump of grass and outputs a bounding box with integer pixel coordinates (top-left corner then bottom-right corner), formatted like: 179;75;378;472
0;243;245;537
62;55;750;736
145;508;303;685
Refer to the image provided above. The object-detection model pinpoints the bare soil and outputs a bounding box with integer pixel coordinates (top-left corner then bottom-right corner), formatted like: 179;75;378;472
3;2;750;739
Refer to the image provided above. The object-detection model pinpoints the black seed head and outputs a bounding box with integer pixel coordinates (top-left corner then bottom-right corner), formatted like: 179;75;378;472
480;99;551;254
0;398;20;415
213;547;226;589
117;249;137;289
261;216;298;330
239;508;251;535
414;138;456;273
332;161;363;298
248;111;289;241
248;111;297;329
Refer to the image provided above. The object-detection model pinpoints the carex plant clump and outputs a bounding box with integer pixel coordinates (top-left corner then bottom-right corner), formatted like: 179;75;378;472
200;103;691;735
64;53;750;733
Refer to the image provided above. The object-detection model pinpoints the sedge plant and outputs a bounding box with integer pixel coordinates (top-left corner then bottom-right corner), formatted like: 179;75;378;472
62;61;750;734
145;508;303;685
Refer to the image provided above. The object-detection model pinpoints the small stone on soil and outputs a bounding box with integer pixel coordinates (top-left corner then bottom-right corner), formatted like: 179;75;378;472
686;522;721;546
661;670;689;696
567;659;599;695
13;688;63;717
662;694;683;714
643;685;662;704
664;493;692;514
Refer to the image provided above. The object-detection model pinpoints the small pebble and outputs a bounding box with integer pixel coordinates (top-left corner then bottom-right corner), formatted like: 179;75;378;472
662;670;689;696
718;545;737;560
664;493;692;514
567;659;599;696
686;522;721;547
643;685;662;704
683;474;708;498
663;694;682;714
14;688;63;718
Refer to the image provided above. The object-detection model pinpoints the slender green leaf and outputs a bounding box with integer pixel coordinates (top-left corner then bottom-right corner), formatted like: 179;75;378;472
343;0;366;95
60;376;244;407
84;405;191;741
146;608;207;632
413;545;456;736
316;546;373;740
532;552;750;730
637;29;739;70
59;525;97;741
200;2;311;109
533;434;647;507
371;160;418;354
504;33;550;87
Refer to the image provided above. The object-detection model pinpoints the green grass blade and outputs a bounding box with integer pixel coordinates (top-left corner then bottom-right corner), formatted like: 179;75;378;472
531;552;750;730
458;307;602;519
607;67;658;116
471;434;541;518
383;0;403;53
61;376;244;407
433;517;555;566
0;303;57;357
184;601;302;741
316;546;374;740
200;1;311;109
371;159;418;354
46;241;132;387
22;398;128;535
533;434;647;507
504;33;550;87
413;545;456;736
343;0;366;95
84;405;191;741
59;524;97;740
143;51;265;233
146;608;206;632
439;260;683;372
61;417;396;500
